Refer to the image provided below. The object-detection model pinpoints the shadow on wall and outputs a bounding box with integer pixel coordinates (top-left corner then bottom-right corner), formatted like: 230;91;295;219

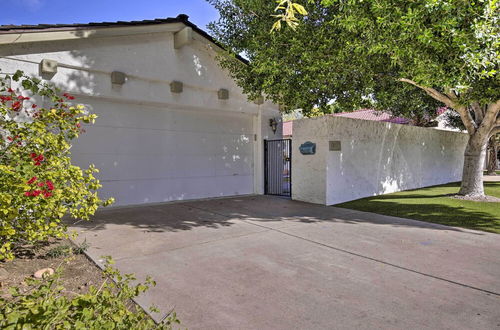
4;30;256;205
329;120;465;204
69;195;488;235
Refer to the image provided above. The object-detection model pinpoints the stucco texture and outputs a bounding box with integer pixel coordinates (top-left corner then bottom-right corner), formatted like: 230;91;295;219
292;116;468;205
0;28;281;206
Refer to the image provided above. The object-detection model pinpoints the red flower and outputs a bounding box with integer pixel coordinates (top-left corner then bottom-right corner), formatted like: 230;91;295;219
63;93;75;100
32;104;37;109
7;88;14;93
37;182;45;187
11;101;22;111
30;153;44;166
42;190;52;198
76;123;81;128
24;191;32;197
17;95;29;101
32;190;42;196
0;96;12;102
7;136;13;142
27;176;37;184
46;180;54;190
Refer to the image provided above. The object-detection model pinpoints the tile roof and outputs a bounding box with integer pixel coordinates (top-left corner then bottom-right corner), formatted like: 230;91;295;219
283;109;410;136
0;14;249;64
332;109;410;124
283;120;293;136
0;15;187;33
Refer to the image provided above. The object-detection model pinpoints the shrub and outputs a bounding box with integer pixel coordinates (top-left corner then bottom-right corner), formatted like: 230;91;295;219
0;257;179;329
0;71;113;260
45;240;89;259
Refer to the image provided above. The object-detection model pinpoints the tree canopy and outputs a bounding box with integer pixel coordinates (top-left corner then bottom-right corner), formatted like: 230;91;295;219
209;0;498;113
209;0;499;196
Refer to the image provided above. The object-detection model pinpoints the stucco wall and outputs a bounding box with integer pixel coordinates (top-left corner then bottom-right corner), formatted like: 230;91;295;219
0;28;280;205
292;116;468;205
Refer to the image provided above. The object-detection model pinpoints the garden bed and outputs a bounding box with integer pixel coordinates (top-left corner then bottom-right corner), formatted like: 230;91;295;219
0;239;102;300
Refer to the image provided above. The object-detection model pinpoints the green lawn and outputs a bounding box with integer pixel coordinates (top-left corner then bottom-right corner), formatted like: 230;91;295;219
336;182;500;234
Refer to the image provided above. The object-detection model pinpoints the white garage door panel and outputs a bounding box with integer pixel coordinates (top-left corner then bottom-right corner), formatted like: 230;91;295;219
83;100;253;134
85;103;173;131
71;153;220;181
71;102;254;206
97;175;254;206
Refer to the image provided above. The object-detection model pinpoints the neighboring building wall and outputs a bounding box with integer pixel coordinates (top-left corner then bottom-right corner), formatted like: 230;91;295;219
292;116;468;205
0;29;280;205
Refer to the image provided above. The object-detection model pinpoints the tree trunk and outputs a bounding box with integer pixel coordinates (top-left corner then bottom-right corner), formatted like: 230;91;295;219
458;134;488;197
486;137;498;175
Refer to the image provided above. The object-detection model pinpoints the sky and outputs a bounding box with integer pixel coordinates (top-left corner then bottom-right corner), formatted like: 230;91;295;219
0;0;220;29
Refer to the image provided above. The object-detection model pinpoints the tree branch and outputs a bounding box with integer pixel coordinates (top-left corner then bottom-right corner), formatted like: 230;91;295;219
471;102;484;124
490;126;500;138
486;99;500;121
399;78;454;106
399;78;477;134
482;99;500;129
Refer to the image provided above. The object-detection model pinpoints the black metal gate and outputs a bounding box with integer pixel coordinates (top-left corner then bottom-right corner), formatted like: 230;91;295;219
264;139;292;196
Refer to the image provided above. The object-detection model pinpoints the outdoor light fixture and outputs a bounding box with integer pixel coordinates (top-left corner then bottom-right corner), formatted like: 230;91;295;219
269;118;278;134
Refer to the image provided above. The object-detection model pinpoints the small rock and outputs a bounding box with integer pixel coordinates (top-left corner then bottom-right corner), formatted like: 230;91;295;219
0;268;8;280
34;268;54;279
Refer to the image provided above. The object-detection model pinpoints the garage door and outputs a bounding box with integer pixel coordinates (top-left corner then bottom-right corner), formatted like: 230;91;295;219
71;99;254;206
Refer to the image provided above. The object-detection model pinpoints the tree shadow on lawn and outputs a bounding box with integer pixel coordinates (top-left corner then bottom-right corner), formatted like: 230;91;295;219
340;200;498;233
336;182;500;233
68;194;493;236
370;182;500;200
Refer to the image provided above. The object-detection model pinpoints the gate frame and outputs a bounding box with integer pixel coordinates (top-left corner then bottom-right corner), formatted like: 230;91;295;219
264;138;292;197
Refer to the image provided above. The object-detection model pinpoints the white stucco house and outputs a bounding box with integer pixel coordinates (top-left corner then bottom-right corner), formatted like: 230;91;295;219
0;15;282;206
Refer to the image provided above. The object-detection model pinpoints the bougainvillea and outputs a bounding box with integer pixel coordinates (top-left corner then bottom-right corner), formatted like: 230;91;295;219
0;70;113;260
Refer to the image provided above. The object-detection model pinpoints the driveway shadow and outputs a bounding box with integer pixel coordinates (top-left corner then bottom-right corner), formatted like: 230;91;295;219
69;195;490;235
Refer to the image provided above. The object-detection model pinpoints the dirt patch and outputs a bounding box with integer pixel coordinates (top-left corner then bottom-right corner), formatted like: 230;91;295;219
451;194;500;202
0;238;103;300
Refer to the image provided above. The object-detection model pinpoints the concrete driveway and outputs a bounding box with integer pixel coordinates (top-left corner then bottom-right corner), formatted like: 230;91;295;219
71;195;500;330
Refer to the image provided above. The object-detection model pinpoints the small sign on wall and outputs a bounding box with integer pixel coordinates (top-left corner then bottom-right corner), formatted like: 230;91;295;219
299;141;316;155
329;141;341;151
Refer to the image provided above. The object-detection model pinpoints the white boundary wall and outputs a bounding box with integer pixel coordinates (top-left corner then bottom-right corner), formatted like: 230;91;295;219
292;116;468;205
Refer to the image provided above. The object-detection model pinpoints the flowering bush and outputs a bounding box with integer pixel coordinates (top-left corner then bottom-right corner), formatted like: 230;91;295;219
0;71;113;260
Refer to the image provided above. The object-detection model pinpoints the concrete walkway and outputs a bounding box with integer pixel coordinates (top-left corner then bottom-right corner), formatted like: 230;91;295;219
484;175;500;182
71;196;500;330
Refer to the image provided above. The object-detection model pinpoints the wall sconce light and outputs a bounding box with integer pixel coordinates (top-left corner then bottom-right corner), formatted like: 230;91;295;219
269;118;278;134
